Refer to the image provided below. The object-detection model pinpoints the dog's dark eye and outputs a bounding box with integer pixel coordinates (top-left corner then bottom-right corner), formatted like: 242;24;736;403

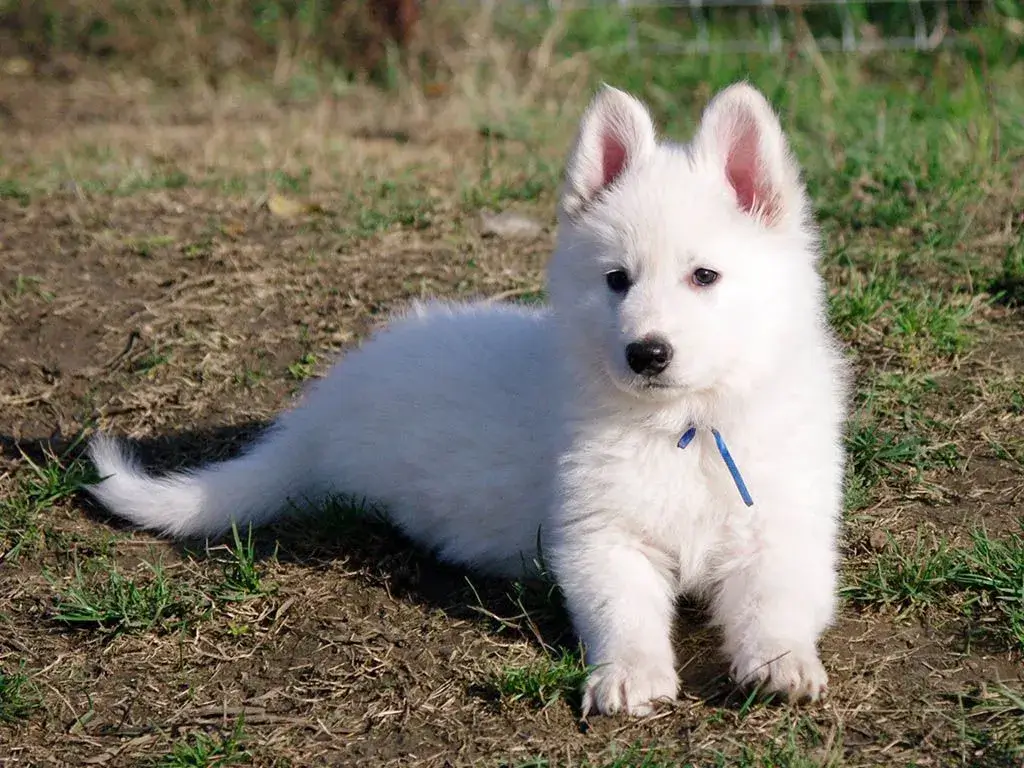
605;270;632;294
692;268;719;287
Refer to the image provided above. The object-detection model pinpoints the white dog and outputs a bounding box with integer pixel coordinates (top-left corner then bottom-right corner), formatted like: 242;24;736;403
86;82;848;717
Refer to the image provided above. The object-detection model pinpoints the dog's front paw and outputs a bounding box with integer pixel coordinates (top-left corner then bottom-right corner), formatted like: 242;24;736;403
581;657;678;717
730;644;828;703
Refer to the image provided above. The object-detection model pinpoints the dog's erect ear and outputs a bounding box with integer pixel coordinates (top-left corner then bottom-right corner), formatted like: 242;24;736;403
561;85;656;218
693;82;806;230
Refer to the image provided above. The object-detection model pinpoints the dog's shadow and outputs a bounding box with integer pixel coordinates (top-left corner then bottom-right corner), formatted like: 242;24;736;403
5;424;741;711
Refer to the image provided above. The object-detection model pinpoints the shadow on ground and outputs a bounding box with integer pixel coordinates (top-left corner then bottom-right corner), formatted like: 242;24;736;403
3;420;739;709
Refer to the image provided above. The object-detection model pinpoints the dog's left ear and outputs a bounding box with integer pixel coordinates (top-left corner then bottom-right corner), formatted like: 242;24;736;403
693;83;807;230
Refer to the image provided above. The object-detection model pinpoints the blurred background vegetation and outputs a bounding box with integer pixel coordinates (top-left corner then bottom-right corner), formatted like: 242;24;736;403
1;1;1021;89
1;1;1021;236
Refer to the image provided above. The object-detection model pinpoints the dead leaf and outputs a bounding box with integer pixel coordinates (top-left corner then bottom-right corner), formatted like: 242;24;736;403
868;529;889;552
424;81;450;99
221;218;247;238
266;193;323;219
2;58;32;76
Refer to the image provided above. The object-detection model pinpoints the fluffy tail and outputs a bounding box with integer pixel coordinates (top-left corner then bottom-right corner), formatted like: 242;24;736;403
85;427;316;539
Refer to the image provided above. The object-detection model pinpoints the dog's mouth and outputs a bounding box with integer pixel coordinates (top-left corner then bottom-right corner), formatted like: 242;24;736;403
613;371;687;398
602;356;690;398
634;378;677;390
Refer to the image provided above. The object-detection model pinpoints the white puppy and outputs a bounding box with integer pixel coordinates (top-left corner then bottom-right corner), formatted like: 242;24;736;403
86;82;848;717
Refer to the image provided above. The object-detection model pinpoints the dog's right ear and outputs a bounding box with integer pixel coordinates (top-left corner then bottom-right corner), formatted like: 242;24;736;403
561;85;656;218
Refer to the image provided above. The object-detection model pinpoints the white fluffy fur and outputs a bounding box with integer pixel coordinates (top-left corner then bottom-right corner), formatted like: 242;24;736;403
86;82;848;718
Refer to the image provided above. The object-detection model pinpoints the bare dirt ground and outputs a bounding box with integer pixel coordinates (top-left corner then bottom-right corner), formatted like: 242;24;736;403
1;61;1023;767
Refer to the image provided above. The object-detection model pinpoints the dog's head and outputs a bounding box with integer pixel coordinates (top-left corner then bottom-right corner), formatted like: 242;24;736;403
548;82;824;403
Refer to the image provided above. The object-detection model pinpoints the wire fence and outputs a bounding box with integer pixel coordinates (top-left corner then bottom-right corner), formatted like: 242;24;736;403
488;0;998;54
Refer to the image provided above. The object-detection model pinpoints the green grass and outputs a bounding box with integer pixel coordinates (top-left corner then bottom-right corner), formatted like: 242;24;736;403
233;358;269;390
844;525;1024;651
346;181;436;237
724;717;842;768
1;274;54;305
844;532;961;610
71;170;191;197
889;292;977;359
132;344;172;375
0;178;30;205
845;420;958;491
508;744;671;768
271;167;311;194
50;559;206;635
829;270;901;337
830;274;978;359
0;441;97;558
298;494;394;539
957;528;1024;651
987;233;1024;307
508;717;839;767
212;524;274;603
47;525;274;638
463;142;557;211
128;234;177;258
494;648;590;710
842;467;872;513
154;718;250;767
286;352;319;382
0;663;40;723
958;684;1024;767
843;366;964;506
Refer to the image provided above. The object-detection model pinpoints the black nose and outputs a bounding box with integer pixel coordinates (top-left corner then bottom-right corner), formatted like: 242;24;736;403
626;338;673;376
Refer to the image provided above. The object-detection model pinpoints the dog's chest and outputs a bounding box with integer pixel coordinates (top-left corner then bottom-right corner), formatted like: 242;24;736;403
654;431;735;530
583;427;738;546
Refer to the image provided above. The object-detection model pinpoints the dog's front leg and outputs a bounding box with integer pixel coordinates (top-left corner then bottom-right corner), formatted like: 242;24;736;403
552;536;679;717
710;508;838;703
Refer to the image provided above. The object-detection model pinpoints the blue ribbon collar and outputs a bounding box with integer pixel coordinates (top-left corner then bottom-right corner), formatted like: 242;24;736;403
677;426;754;507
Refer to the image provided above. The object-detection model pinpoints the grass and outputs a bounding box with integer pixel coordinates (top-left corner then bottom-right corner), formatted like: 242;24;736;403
463;147;557;211
987;234;1024;308
0;178;30;205
888;291;977;359
50;559;206;635
133;344;173;375
844;525;1024;651
0;441;96;559
959;684;1024;762
128;234;177;258
233;361;269;390
728;717;842;768
828;270;901;337
211;524;274;603
71;170;191;197
286;352;319;382
508;745;672;768
844;532;962;610
346;182;437;237
0;663;40;723
154;718;251;767
845;420;958;491
508;717;840;767
957;527;1024;651
494;648;590;710
830;273;979;359
0;274;54;305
